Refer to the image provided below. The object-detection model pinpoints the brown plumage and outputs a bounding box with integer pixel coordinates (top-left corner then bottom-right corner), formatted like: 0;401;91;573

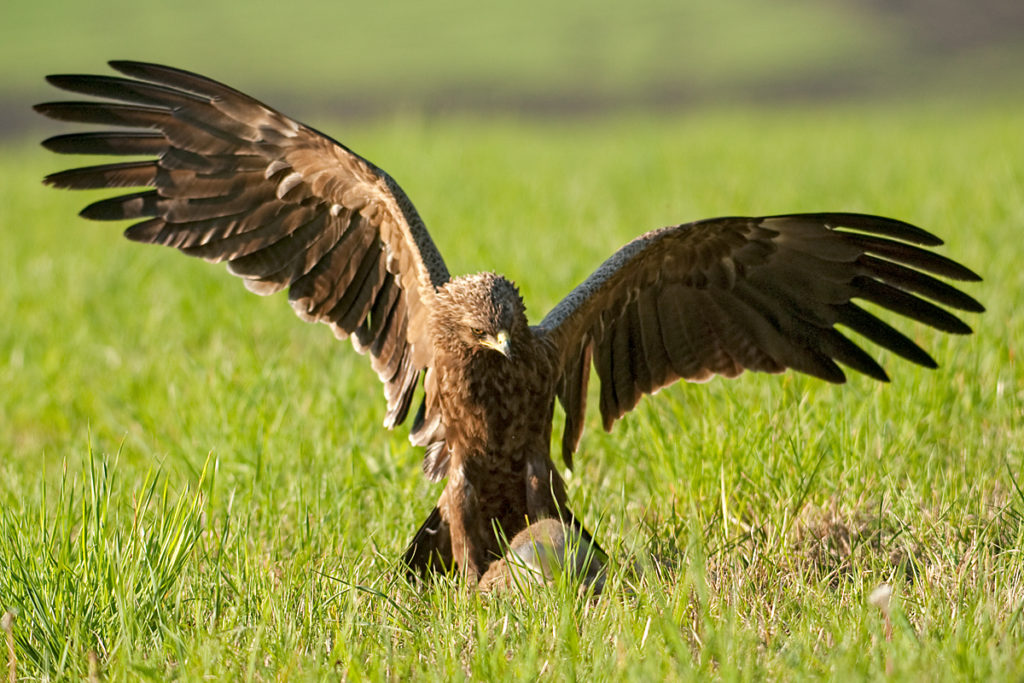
36;62;984;583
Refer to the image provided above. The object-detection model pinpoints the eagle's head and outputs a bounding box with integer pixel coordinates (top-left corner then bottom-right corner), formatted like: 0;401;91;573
434;272;528;359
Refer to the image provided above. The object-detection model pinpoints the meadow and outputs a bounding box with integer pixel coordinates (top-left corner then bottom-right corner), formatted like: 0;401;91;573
0;0;913;104
2;98;1022;679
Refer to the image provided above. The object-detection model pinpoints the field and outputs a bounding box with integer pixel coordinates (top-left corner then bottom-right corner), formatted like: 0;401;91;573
4;0;1023;131
3;2;1024;679
2;94;1022;679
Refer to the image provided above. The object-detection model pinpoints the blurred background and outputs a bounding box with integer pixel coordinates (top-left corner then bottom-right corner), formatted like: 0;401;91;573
3;0;1023;133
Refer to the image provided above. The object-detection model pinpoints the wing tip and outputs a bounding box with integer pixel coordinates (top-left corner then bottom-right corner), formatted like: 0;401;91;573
947;320;974;336
831;213;945;247
44;74;89;92
40;135;63;153
78;203;103;220
957;266;984;284
108;59;139;71
108;60;163;80
897;347;939;371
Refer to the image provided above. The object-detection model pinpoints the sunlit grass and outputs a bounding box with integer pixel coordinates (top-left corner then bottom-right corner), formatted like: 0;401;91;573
0;450;206;674
1;100;1022;679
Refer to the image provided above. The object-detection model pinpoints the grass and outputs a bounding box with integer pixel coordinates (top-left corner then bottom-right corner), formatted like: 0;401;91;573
2;99;1023;679
0;451;206;673
6;0;1024;120
1;0;893;100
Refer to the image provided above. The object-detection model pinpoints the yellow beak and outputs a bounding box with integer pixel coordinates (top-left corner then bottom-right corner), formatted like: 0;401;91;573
481;330;511;358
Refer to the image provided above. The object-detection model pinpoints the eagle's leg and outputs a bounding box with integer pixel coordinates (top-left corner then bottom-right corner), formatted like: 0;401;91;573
475;463;605;593
403;460;588;583
403;467;491;581
525;457;569;520
441;474;488;579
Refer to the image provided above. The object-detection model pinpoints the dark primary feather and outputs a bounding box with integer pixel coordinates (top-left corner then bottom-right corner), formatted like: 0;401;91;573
36;60;451;436
540;213;983;437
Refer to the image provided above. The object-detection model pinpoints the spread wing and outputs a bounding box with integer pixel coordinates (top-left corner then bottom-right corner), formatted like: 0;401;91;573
36;60;451;435
537;213;983;464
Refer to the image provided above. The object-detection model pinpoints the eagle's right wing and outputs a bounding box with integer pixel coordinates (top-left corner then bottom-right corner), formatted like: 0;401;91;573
37;60;451;436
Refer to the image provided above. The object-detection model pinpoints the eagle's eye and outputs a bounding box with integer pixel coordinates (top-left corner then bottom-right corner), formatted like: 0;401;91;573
471;327;486;339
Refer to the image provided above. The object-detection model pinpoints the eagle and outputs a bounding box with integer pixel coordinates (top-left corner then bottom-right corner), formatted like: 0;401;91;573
36;61;983;583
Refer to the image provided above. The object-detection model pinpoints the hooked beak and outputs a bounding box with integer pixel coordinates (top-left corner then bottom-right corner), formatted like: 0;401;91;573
480;330;511;358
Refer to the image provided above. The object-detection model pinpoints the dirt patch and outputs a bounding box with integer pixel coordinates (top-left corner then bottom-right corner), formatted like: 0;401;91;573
856;0;1024;52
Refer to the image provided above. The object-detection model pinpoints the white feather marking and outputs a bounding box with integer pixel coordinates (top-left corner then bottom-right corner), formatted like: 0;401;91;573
329;203;344;217
384;246;399;272
264;159;290;179
268;111;300;135
276;172;304;199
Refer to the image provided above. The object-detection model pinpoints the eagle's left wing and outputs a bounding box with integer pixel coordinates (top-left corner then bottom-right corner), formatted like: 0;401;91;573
537;213;983;466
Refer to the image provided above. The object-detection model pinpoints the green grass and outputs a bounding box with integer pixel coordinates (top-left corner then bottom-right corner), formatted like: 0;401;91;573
1;0;893;100
9;0;1024;115
2;100;1023;679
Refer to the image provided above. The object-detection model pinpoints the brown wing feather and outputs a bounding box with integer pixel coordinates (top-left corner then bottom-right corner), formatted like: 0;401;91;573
36;60;451;435
540;213;983;447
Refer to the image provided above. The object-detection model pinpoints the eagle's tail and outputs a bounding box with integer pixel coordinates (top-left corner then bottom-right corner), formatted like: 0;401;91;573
402;506;453;578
